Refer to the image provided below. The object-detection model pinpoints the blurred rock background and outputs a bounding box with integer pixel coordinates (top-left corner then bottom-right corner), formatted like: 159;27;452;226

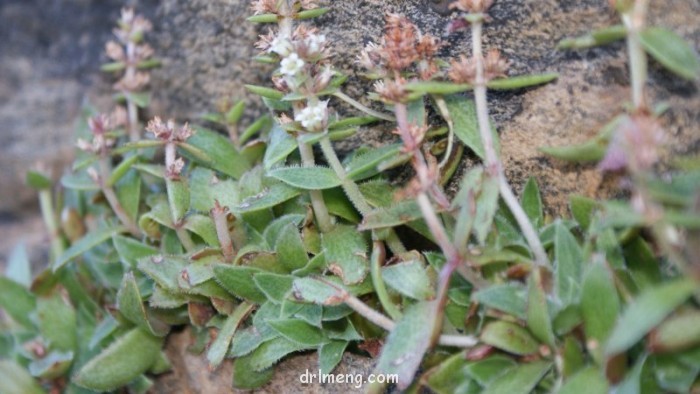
0;0;697;390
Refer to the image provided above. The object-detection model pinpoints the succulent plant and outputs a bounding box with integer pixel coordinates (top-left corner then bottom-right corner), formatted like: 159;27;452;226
2;1;700;393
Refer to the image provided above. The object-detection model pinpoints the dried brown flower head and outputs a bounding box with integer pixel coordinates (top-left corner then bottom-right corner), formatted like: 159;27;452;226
483;49;510;80
448;55;477;84
250;0;279;15
115;8;152;44
380;14;420;71
450;0;495;13
374;77;408;103
146;117;194;142
114;71;150;91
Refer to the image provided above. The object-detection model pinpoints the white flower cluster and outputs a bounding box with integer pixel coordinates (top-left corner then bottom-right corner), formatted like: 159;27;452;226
305;33;326;54
295;101;328;130
280;53;305;77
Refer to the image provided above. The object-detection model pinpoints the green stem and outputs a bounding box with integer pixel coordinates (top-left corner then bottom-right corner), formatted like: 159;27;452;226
433;96;455;169
471;20;550;268
39;189;65;261
297;137;334;233
333;91;396;122
319;136;406;254
98;158;141;237
370;241;402;320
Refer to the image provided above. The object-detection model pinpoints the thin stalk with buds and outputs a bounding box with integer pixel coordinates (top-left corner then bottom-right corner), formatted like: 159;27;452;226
469;16;550;268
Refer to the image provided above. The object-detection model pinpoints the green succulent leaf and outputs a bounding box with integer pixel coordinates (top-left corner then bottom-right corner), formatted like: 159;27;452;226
74;328;163;392
115;168;142;221
487;73;558;90
0;277;36;329
6;243;31;288
207;302;254;369
248;336;311;372
374;301;440;390
54;225;126;271
521;177;544;229
214;265;268;303
358;200;423;231
404;81;472;95
291;277;347;306
0;360;46;394
605;278;697;356
442;95;499;160
473;283;527;319
526;270;555;347
581;258;620;363
275;223;309;271
322;225;369;285
296;7;330;20
557;24;627;49
640;27;700;80
268;319;327;346
36;294;77;352
345;143;402;181
480;320;540;355
235;182;301;213
26;170;52;190
554;221;583;306
253;273;295;303
245;84;284;99
232;354;274;389
480;361;551;394
182;127;250;179
117;272;169;337
382;260;435;301
166;178;190;223
264;124;297;170
269;166;341;190
319;340;348;375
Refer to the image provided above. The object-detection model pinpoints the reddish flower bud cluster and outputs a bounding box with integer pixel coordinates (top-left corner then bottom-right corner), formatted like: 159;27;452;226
599;110;665;173
146;117;194;143
360;14;441;77
448;49;509;84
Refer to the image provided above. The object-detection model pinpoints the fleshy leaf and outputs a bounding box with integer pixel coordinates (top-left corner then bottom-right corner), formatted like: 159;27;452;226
605;278;697;356
54;225;125;271
640;27;700;80
322;225;368;285
480;321;540;355
269;166;341;190
182;126;250;179
382;260;435;301
0;360;46;394
319;340;348;375
268;319;327;346
442;95;499;160
374;301;439;390
213;265;267;303
486;73;558;90
581;259;620;363
480;361;551;394
557;25;627;49
74;328;163;392
554;222;583;306
207;302;254;369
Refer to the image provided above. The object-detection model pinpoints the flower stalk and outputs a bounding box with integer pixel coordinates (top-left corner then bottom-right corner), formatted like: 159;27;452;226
469;14;550;268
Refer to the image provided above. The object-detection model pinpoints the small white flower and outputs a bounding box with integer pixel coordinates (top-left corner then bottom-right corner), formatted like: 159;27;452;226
280;53;305;77
269;36;293;56
306;33;326;54
295;101;328;130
